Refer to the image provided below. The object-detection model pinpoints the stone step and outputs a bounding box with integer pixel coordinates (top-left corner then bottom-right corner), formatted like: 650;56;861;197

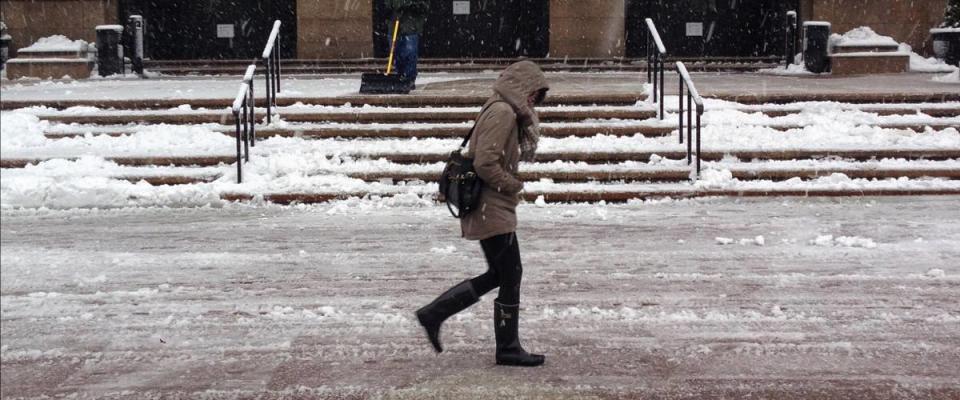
349;167;960;183
146;63;776;75
35;108;656;125
144;56;783;67
0;156;237;169
371;149;960;164
5;149;958;169
32;106;960;126
219;187;960;204
35;165;959;186
0;93;645;111
43;121;956;140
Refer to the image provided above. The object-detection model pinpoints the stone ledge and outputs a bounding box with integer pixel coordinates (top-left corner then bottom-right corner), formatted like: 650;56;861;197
830;52;909;75
5;58;92;79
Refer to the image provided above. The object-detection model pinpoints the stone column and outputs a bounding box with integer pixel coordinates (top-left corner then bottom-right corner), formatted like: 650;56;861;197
549;0;625;58
298;0;372;59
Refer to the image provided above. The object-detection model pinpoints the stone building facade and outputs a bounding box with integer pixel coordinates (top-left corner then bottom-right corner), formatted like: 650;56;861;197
0;0;951;60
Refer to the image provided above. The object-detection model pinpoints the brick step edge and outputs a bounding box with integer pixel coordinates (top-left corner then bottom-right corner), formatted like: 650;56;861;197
31;109;960;126
220;188;960;204
18;167;960;187
371;150;960;164
352;168;960;182
43;123;957;140
4;150;959;168
0;93;646;111
35;110;658;125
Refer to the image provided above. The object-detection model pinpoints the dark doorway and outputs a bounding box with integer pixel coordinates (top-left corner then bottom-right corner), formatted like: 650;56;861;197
118;0;296;60
373;0;549;58
626;0;800;58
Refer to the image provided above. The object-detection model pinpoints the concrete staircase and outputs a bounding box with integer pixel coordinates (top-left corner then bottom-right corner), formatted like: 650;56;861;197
2;91;959;205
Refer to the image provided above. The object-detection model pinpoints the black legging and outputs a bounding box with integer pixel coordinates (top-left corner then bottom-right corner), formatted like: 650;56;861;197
469;232;523;305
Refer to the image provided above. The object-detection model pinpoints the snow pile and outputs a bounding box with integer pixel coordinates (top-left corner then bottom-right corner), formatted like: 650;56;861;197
925;268;946;279
694;169;735;189
759;63;815;76
933;69;960;83
809;235;877;249
901;44;959;73
17;35;88;53
830;27;899;48
0;112;48;148
430;245;457;254
0;176;222;209
716;236;765;246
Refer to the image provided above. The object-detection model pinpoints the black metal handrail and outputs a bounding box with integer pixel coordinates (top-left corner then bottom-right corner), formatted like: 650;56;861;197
261;20;282;124
645;18;666;120
231;64;257;183
676;62;704;178
784;11;798;66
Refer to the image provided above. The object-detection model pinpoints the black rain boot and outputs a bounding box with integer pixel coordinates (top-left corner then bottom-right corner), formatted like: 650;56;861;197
415;280;479;353
494;300;545;367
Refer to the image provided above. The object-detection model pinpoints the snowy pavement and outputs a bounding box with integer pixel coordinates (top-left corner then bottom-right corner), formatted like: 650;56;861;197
2;197;959;399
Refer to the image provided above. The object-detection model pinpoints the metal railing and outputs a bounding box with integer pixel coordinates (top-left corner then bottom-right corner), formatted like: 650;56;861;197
676;62;704;178
645;18;666;120
261;20;282;124
784;11;798;65
231;64;257;183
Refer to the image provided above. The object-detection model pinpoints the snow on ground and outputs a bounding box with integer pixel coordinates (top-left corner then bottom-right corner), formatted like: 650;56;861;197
1;197;958;398
934;69;960;83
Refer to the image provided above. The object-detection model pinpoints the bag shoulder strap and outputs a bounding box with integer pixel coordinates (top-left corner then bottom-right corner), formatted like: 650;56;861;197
460;100;510;149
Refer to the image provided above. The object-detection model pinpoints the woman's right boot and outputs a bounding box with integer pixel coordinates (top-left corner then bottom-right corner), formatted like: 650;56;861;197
415;280;478;353
494;301;545;366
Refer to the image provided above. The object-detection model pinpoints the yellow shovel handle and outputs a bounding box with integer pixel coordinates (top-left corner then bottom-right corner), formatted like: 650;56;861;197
385;19;400;75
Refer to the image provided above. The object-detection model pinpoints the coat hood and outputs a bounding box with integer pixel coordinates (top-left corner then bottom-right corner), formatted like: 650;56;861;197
492;61;550;118
492;61;549;161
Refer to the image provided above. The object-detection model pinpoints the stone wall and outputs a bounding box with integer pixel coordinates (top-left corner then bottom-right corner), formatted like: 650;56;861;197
297;0;372;59
549;0;625;58
803;0;948;55
1;0;116;56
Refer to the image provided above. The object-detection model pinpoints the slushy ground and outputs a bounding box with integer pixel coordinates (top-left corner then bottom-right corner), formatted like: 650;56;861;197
1;196;958;399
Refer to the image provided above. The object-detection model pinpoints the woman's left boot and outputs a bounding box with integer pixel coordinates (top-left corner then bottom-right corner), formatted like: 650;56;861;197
415;280;478;353
494;300;545;366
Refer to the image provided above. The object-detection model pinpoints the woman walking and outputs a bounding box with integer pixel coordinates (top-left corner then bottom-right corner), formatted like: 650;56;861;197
416;61;550;367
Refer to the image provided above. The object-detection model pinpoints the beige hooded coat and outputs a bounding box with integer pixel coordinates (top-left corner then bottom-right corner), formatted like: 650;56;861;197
461;61;549;240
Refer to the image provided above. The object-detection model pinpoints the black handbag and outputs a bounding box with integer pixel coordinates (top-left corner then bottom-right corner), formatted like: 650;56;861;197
439;102;501;218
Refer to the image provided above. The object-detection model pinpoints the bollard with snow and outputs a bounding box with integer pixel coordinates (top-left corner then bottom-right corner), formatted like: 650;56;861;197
96;25;124;77
128;15;145;75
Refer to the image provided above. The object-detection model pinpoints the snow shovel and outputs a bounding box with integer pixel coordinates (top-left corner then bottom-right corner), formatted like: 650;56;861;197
359;18;411;94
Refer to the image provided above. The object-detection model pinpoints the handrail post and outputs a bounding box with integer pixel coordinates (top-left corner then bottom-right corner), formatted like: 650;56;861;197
659;56;664;120
234;111;243;183
242;97;250;162
275;31;281;93
686;99;693;165
679;78;684;144
265;58;273;124
696;105;703;177
248;79;256;146
687;88;692;151
652;52;658;107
